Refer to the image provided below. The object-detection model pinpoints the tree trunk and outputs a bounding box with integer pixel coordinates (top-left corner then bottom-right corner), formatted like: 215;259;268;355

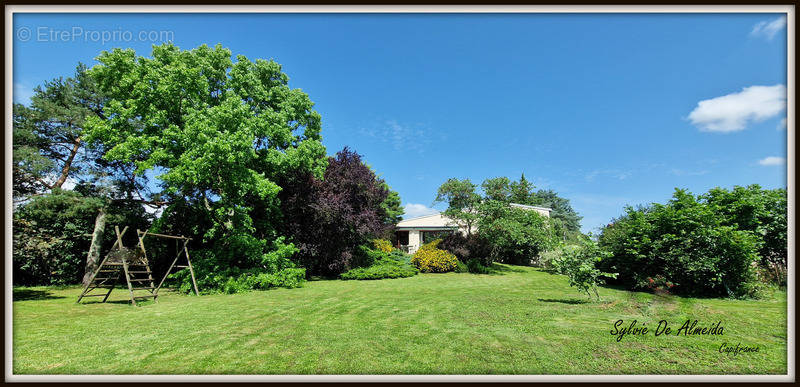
53;137;81;189
82;207;106;286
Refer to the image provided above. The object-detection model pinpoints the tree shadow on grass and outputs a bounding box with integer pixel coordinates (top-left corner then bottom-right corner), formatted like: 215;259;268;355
482;263;527;275
13;288;66;301
539;298;589;305
537;298;591;305
80;299;153;306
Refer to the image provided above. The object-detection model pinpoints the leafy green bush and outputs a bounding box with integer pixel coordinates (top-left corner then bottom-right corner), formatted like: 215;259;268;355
174;237;306;294
174;266;306;295
597;188;762;298
703;185;787;285
341;247;417;280
411;240;459;273
476;201;562;265
552;239;616;300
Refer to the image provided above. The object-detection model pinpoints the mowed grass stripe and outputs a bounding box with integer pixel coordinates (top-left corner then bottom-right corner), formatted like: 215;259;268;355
13;264;787;374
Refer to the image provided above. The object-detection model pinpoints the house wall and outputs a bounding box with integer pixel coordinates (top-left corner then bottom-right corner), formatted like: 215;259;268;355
397;204;551;255
408;230;420;254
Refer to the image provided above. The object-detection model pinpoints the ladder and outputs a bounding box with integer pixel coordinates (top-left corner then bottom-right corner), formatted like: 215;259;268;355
77;226;158;306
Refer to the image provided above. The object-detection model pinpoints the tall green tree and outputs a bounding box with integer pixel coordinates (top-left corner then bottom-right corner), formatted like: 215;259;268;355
509;173;536;204
12;64;156;284
84;43;328;268
530;189;583;232
481;177;511;202
381;186;404;226
12;64;104;200
433;178;482;234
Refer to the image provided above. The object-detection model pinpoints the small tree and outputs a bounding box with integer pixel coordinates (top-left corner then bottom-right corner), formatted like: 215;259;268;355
476;174;583;233
433;178;482;234
552;239;616;300
381;184;404;228
509;173;536;204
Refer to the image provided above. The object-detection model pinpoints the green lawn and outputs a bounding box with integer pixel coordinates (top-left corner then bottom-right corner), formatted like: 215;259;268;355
12;264;787;375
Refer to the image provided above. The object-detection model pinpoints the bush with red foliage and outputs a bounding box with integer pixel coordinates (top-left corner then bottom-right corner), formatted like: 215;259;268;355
278;147;391;277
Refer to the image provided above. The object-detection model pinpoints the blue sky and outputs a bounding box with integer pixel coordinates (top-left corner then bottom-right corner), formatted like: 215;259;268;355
13;13;788;233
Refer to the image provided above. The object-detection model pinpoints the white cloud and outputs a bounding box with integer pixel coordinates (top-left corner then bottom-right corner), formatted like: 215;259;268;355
13;82;34;105
358;120;432;154
778;117;787;130
751;16;787;40
402;203;439;219
688;85;786;132
758;156;786;166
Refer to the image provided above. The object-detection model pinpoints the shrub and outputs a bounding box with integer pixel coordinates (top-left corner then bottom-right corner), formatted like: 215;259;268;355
372;239;394;253
411;240;458;273
174;237;306;294
439;233;493;267
341;247;417;280
597;188;762;298
352;244;385;268
537;248;565;271
174;266;306;295
703;185;787;285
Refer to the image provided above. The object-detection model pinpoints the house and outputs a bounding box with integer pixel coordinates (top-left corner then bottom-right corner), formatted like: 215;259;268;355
395;203;552;254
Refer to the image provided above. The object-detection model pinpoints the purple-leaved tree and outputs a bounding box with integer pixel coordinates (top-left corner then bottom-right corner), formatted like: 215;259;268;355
279;147;391;277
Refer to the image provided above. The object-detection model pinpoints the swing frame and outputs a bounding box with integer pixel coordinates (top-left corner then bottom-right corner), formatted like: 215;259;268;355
77;227;200;305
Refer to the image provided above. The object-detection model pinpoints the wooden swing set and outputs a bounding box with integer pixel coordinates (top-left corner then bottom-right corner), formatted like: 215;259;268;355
77;226;200;306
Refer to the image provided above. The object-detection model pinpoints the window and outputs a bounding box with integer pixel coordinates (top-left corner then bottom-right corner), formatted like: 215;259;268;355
421;230;454;244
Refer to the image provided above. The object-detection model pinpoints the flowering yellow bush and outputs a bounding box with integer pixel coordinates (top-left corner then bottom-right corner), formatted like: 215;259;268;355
372;239;394;253
418;239;441;251
412;240;458;273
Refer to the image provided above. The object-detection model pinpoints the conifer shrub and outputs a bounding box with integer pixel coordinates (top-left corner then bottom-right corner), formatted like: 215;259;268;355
341;247;417;280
